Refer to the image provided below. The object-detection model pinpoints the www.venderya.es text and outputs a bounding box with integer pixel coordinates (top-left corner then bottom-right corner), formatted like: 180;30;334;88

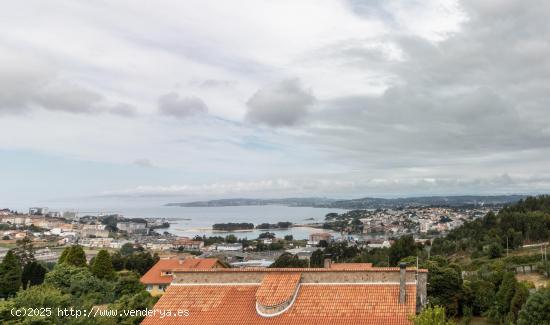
11;307;189;319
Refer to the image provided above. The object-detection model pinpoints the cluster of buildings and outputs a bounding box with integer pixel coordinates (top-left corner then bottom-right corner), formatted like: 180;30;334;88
139;256;428;324
0;207;172;248
359;207;493;236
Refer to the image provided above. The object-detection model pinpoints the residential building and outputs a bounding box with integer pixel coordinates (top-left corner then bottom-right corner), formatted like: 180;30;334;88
285;246;319;260
142;262;428;324
29;207;48;215
80;237;113;248
117;221;148;234
172;238;204;251
214;243;242;251
80;224;110;238
308;232;332;246
140;257;226;296
367;239;391;249
146;242;173;251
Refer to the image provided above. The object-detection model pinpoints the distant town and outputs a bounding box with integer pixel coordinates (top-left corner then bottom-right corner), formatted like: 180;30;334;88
0;202;499;266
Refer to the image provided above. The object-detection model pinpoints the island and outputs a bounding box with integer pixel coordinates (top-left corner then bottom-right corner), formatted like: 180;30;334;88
212;222;254;231
255;221;293;229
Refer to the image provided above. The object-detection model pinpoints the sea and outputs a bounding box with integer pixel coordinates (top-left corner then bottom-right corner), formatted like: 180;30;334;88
23;198;347;240
113;205;344;240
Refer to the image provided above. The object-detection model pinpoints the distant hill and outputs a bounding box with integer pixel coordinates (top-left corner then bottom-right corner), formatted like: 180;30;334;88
165;197;338;207
166;195;528;209
326;195;528;209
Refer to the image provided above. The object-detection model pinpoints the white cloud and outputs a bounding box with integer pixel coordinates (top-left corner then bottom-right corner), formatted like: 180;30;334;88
1;0;550;201
158;93;208;119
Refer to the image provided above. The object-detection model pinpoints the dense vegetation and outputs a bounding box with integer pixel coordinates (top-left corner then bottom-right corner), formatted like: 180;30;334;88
212;222;254;231
270;196;550;324
432;195;550;258
255;222;292;229
0;241;159;324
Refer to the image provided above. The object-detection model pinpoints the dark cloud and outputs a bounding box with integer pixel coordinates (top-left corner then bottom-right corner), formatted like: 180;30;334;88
303;0;550;168
245;79;315;127
158;92;208;119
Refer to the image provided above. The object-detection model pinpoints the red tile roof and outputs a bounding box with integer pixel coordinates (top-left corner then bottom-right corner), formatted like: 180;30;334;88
142;283;417;325
255;272;301;307
140;258;222;284
169;267;428;273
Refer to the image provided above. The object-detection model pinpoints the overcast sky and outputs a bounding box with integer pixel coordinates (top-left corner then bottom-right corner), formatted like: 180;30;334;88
2;0;550;206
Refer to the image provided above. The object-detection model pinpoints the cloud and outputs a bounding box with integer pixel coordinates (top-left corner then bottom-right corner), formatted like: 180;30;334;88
158;92;208;119
245;79;315;127
101;173;550;198
110;103;138;117
2;0;550;201
0;50;134;116
299;0;550;168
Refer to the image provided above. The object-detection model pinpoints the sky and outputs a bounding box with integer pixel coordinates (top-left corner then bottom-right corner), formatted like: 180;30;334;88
2;0;550;207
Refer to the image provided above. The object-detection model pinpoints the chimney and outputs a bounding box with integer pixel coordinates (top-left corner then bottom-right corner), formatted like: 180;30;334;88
399;262;406;304
324;255;332;269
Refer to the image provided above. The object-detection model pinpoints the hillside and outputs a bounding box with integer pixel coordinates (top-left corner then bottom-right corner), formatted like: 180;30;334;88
166;194;527;209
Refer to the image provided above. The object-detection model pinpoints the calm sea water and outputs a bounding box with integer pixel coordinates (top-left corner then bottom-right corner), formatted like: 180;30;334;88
69;204;345;239
19;196;347;239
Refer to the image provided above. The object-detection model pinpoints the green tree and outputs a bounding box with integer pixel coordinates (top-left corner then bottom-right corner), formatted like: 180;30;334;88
225;234;238;243
91;249;115;280
270;253;308;268
508;282;529;323
120;243;135;256
114;271;145;297
21;260;47;289
0;250;22;298
66;245;87;267
44;263;116;307
310;249;324;268
3;284;71;323
59;245;87;267
488;243;503;259
111;251;125;270
412;305;455;325
517;287;550;325
58;246;69;264
489;272;517;321
124;252;158;275
14;237;35;266
424;258;463;317
111;291;158;324
45;263;94;293
389;235;417;266
462;278;495;316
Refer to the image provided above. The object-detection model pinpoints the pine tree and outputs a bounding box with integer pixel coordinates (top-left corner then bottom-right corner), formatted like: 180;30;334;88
309;249;324;267
60;245;87;267
22;261;47;289
0;250;22;298
490;272;517;321
91;249;115;279
14;237;35;266
508;283;529;323
58;247;69;264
